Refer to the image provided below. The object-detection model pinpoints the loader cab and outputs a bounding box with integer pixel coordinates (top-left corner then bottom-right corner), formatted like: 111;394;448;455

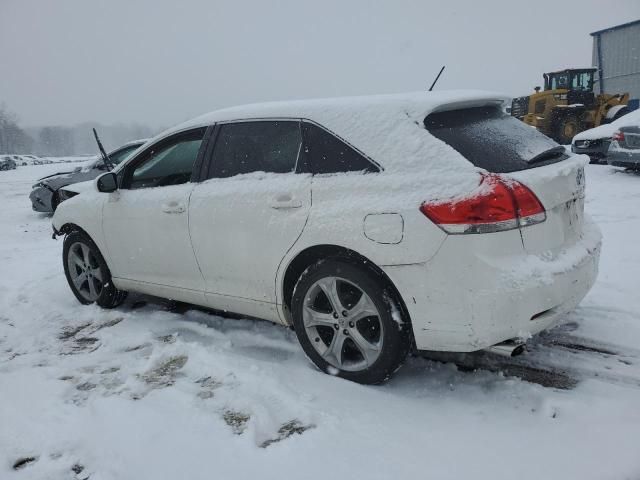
544;69;597;107
544;69;596;92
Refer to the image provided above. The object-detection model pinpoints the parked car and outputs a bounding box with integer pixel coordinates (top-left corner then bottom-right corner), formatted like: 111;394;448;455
0;156;17;171
607;126;640;170
572;109;640;163
30;139;147;213
52;92;601;384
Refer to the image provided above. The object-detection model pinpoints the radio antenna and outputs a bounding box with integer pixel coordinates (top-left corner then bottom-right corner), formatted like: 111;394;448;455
428;65;446;92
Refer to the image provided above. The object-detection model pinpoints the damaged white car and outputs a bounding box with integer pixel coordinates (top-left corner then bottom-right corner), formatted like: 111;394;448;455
52;91;601;384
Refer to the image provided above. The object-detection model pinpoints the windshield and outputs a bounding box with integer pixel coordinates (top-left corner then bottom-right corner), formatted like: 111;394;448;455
571;71;594;91
109;144;141;165
424;106;565;173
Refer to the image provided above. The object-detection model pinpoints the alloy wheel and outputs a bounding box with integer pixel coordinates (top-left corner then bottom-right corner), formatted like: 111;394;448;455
302;276;383;372
67;242;104;302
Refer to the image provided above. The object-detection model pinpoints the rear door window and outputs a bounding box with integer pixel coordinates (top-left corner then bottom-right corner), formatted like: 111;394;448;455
424;106;566;173
302;122;378;174
208;121;301;179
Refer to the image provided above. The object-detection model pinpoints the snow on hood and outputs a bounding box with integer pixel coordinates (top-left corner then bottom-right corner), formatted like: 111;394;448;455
573;109;640;142
135;90;511;202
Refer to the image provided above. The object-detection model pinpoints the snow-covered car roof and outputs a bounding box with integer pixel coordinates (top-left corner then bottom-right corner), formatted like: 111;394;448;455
144;90;509;175
573;109;640;142
110;90;518;206
182;90;508;127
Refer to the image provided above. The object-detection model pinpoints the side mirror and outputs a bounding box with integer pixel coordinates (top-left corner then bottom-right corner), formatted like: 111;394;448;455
96;172;118;193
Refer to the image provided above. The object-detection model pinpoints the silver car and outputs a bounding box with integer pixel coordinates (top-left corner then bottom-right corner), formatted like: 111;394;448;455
608;127;640;170
30;139;147;213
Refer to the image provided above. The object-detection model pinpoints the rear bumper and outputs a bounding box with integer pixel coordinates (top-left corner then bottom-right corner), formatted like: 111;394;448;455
571;141;609;159
607;150;640;168
383;219;601;352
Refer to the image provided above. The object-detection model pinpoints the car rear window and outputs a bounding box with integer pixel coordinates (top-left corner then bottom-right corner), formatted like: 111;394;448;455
424;106;567;173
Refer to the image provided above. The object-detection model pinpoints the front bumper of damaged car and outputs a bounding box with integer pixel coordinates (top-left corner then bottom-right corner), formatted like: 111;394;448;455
29;183;55;213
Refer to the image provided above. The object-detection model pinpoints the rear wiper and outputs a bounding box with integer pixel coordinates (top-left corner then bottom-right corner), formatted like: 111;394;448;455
528;146;567;164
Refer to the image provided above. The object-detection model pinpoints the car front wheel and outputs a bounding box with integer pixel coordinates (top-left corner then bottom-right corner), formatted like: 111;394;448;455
63;230;127;308
291;259;412;384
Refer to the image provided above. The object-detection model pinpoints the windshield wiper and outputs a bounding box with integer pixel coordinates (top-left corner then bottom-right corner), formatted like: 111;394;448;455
92;128;115;170
528;146;567;164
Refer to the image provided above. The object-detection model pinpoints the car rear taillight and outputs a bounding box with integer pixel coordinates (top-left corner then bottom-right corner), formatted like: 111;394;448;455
419;174;546;234
612;131;625;142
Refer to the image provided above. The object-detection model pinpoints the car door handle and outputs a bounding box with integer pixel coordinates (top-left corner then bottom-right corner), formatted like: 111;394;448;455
161;201;186;214
270;194;303;210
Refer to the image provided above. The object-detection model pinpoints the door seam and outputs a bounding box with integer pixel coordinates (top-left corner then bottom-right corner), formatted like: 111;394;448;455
186;185;207;288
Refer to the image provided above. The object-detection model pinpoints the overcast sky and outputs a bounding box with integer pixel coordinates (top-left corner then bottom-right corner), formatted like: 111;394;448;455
1;0;639;128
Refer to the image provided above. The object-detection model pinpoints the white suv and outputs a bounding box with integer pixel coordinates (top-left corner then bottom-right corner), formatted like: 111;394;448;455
52;91;601;384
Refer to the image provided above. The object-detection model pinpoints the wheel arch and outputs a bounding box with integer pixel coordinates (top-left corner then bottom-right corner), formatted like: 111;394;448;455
280;244;412;331
57;223;111;270
56;222;90;238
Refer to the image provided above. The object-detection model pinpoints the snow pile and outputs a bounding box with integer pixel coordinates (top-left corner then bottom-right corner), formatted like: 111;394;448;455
573;109;640;142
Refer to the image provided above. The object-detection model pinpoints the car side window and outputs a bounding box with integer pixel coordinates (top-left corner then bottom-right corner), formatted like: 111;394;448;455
302;122;378;174
207;121;301;179
126;129;205;189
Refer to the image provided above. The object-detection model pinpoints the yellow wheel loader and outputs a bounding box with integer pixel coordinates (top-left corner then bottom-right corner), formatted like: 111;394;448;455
511;68;629;144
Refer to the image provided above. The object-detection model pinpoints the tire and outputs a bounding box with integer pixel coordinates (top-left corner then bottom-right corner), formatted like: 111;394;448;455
291;258;412;384
552;112;582;145
63;230;127;308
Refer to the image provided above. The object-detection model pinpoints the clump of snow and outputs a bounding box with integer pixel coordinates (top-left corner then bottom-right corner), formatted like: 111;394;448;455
384;291;404;326
499;214;601;289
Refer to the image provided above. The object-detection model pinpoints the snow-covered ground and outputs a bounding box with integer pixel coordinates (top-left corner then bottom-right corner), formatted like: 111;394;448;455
1;163;640;480
1;155;94;167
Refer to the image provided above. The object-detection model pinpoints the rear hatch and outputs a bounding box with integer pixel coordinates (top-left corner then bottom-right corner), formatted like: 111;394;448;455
425;106;585;254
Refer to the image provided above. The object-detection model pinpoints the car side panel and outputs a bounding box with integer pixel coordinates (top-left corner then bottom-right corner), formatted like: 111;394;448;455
275;172;447;319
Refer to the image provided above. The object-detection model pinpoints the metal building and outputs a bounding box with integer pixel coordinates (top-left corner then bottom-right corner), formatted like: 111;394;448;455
591;19;640;110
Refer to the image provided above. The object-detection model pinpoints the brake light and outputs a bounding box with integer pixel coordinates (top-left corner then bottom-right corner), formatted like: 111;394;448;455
612;131;625;142
419;174;546;234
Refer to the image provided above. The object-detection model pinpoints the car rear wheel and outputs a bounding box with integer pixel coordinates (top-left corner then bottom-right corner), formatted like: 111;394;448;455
63;231;127;308
291;259;411;384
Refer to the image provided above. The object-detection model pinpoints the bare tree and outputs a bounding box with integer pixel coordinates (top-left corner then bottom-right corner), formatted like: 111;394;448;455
0;103;34;154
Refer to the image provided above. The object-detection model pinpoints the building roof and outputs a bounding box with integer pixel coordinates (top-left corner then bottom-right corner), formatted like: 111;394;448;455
590;19;640;36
